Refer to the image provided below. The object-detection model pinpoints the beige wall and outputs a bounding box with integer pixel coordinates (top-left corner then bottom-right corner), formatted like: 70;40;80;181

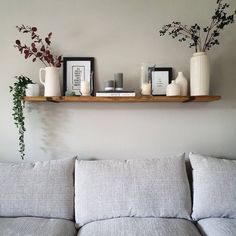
0;0;236;162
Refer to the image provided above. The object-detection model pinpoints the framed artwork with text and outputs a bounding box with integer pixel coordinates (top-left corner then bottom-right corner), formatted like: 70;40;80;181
63;57;94;96
151;67;172;95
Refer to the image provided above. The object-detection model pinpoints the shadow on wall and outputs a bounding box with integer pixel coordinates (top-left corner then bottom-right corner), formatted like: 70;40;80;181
27;103;72;159
211;40;236;108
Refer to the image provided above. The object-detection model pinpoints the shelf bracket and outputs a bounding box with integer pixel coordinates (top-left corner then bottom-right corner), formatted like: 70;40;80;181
45;97;60;103
183;96;194;103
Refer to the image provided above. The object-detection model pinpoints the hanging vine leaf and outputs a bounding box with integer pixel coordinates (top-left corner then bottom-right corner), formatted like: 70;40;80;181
9;76;33;160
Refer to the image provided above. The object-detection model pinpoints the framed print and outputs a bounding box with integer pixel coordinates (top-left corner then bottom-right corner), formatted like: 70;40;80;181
151;67;172;95
63;57;94;96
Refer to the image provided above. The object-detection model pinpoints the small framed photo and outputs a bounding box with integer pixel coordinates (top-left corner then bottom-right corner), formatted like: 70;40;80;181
151;67;172;95
63;57;94;96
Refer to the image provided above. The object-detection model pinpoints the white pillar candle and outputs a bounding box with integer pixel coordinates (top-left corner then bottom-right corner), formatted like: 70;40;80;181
80;81;90;96
141;83;151;95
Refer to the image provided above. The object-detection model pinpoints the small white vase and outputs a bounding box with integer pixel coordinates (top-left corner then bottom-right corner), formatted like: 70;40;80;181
190;52;210;96
166;80;180;96
176;72;188;96
39;66;61;96
25;83;40;96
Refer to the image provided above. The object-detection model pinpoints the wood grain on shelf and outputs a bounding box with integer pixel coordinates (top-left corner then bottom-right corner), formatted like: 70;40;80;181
23;95;221;103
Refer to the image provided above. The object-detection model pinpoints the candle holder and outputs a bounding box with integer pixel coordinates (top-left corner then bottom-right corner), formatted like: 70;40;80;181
105;80;115;91
140;63;151;96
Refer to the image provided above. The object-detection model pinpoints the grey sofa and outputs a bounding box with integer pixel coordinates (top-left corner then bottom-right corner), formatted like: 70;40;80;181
0;153;235;236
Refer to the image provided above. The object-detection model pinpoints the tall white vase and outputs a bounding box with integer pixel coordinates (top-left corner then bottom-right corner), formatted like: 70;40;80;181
39;67;61;96
190;52;210;96
175;72;188;96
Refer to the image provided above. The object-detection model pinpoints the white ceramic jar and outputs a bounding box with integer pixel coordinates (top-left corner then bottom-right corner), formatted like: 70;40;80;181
166;80;180;96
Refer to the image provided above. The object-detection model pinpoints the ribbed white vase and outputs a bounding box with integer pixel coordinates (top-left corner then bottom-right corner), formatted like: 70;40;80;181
190;52;210;96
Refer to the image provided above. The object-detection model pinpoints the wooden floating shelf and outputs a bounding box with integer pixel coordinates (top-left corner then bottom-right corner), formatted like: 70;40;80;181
23;95;221;103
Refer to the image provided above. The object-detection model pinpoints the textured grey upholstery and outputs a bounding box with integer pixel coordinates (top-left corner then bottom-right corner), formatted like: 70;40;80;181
0;158;75;220
77;217;201;236
0;217;77;236
75;157;192;226
190;153;236;220
197;218;236;236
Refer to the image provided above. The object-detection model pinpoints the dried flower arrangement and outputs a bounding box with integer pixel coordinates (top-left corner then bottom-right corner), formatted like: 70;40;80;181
159;0;236;52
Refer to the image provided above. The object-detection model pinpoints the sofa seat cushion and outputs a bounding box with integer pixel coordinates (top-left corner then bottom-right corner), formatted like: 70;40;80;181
77;218;201;236
75;157;192;226
0;217;77;236
197;218;236;236
0;158;75;220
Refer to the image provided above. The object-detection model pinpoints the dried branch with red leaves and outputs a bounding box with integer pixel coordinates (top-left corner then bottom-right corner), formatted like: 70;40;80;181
14;25;63;68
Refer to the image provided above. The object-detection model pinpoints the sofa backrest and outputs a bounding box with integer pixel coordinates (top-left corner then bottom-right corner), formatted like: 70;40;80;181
75;155;192;226
0;158;75;220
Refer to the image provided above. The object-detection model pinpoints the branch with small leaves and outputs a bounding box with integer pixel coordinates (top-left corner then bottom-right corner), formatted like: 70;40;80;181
159;0;236;52
14;25;63;67
9;76;33;160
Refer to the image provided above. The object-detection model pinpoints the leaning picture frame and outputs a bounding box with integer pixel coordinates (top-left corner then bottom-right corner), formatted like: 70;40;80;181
151;67;172;95
63;57;95;96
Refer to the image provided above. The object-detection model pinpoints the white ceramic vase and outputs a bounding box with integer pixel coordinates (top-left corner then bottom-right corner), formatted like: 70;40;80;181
166;80;180;96
190;52;210;96
176;72;188;96
39;66;61;96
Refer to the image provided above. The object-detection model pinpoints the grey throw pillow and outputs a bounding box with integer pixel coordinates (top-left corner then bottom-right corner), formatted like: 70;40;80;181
75;155;192;226
190;153;236;220
0;158;75;220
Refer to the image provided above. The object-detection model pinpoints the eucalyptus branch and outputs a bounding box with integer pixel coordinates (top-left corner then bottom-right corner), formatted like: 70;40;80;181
14;25;63;67
198;28;202;52
14;44;48;67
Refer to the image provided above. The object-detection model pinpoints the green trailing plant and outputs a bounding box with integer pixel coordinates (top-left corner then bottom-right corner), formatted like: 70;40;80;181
10;76;33;160
159;0;236;52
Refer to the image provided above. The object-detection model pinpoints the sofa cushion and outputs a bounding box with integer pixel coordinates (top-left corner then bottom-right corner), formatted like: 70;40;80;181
0;217;77;236
75;156;192;226
78;217;201;236
0;158;75;220
190;153;236;220
197;218;236;236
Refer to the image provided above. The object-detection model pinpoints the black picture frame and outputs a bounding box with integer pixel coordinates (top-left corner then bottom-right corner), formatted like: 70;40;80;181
63;57;95;96
151;67;172;95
